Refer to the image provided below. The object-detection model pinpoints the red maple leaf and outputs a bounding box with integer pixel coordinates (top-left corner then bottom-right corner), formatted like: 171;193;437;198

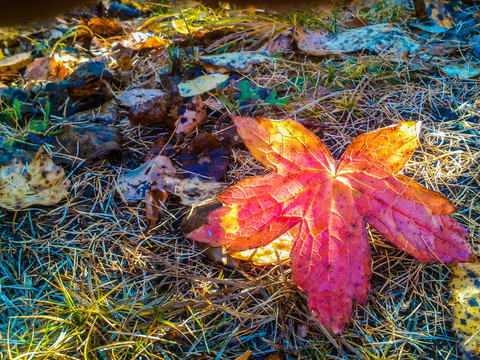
188;116;473;333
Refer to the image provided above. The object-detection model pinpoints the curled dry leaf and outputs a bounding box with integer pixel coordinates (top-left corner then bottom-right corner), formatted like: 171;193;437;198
0;149;70;210
450;259;480;359
145;189;168;227
188;116;473;333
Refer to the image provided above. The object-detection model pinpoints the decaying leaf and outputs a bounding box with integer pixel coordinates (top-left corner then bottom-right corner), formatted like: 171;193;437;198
127;92;183;126
174;96;208;138
117;155;176;202
425;0;455;29
198;52;271;73
295;24;423;61
178;73;229;97
175;133;228;180
188;117;473;333
264;28;294;56
118;88;166;107
442;64;480;80
0;149;70;210
54;124;123;164
168;176;224;206
117;155;224;223
451;260;480;359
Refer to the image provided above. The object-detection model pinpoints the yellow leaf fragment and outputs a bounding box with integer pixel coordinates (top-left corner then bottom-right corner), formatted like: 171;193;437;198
0;150;70;210
234;350;251;360
451;260;480;358
229;226;296;265
172;19;201;34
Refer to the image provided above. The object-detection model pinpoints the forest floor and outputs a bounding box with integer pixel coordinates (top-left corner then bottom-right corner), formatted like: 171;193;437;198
0;0;479;359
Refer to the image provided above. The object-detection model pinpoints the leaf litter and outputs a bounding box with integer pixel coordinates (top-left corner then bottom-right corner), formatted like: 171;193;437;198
1;0;480;358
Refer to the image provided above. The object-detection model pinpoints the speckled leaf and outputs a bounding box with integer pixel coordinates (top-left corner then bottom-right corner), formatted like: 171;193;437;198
0;149;70;210
178;73;229;97
174;96;208;138
188;117;473;333
295;24;423;62
442;64;480;80
118;154;224;224
451;260;480;358
198;52;271;72
117;154;223;205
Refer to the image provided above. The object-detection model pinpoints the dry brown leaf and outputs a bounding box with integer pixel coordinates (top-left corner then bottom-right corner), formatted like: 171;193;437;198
54;124;122;164
125;91;183;126
88;18;124;37
24;56;67;81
